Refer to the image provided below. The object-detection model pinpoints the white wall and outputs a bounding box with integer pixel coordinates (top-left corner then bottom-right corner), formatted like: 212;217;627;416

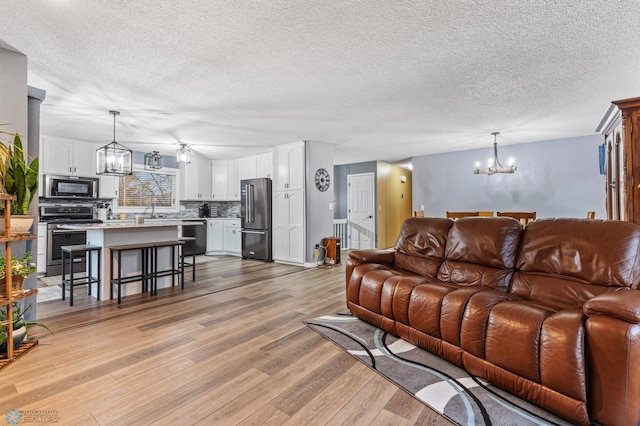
412;134;605;219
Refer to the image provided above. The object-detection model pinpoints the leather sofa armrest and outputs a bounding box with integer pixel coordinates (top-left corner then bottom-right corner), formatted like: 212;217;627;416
583;290;640;323
345;250;396;308
348;249;395;266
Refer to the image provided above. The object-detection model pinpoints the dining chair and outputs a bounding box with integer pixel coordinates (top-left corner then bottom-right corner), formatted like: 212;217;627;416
413;210;425;217
446;211;480;219
497;211;536;225
587;211;596;219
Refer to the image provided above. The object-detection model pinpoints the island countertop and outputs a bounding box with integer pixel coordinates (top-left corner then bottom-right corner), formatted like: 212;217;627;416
58;220;205;230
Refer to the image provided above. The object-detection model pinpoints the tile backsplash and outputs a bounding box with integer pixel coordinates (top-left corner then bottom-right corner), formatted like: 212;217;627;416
180;201;240;218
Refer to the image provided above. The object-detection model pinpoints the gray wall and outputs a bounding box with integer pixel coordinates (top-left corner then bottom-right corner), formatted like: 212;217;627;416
305;141;335;263
333;161;377;219
412;134;605;218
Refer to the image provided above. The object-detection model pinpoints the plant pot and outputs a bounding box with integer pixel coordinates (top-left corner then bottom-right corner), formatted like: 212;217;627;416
0;325;26;352
11;275;24;291
0;215;35;235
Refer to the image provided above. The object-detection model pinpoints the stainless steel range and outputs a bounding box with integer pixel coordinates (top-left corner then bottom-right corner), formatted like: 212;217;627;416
40;205;102;276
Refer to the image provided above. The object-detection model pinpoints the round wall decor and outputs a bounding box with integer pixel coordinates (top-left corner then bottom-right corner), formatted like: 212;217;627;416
314;168;330;191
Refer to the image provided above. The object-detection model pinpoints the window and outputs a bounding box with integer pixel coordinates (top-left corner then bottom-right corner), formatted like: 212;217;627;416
114;166;178;213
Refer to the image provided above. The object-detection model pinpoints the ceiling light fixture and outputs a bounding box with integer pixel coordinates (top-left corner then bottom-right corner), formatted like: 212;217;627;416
96;110;133;176
176;143;191;164
473;132;516;175
144;151;163;170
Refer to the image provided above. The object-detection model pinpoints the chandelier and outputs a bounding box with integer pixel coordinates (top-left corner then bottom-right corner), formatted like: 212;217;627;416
474;132;516;175
96;110;133;176
144;151;163;170
176;143;191;164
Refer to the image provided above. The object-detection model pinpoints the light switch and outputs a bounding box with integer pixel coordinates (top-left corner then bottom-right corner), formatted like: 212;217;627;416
329;202;333;210
420;204;424;211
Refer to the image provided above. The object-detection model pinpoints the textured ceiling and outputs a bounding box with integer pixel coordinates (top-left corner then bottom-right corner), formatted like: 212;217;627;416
1;1;639;165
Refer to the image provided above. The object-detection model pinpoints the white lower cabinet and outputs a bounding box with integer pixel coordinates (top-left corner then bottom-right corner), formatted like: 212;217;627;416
206;218;241;255
206;219;224;253
223;220;241;254
37;223;47;274
272;190;305;264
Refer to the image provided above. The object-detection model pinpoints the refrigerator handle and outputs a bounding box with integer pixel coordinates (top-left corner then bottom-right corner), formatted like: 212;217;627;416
245;184;253;224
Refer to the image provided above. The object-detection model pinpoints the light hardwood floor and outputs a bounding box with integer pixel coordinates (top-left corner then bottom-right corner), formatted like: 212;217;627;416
3;256;454;425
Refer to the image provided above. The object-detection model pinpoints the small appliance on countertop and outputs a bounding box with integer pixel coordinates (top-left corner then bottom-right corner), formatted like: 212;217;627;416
198;203;210;218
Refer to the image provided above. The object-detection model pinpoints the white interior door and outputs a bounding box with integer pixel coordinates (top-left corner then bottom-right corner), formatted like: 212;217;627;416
347;172;375;249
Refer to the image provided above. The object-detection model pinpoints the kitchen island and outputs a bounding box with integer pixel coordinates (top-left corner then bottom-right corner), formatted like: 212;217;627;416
59;221;204;302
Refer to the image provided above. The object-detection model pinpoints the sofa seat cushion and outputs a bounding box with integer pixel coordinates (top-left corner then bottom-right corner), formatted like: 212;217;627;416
484;301;587;403
398;283;493;343
347;264;434;332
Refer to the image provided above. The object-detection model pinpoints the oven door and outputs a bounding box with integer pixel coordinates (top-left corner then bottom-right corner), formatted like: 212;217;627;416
46;228;87;276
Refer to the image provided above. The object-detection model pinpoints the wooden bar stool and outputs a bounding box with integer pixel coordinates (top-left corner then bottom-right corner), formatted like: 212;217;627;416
179;236;197;281
109;243;153;304
61;244;102;306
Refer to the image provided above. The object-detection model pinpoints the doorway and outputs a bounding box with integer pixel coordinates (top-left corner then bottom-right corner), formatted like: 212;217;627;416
347;172;375;249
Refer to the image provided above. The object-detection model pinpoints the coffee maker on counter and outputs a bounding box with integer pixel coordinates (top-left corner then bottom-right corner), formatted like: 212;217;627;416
198;203;210;218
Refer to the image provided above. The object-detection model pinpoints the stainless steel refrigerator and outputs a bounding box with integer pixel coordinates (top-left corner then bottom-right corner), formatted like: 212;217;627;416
240;177;273;261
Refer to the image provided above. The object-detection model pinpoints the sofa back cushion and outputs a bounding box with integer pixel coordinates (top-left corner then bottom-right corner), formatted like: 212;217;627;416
511;218;640;309
394;217;454;278
437;217;523;290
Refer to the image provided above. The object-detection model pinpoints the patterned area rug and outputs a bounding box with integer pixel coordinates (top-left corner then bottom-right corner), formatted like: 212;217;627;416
305;313;572;426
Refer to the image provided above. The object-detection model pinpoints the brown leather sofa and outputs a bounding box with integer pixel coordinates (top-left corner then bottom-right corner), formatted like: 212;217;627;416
346;216;640;426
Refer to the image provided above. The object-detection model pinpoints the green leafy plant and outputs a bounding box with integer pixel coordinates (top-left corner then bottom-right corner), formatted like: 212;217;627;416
2;133;38;215
0;302;52;346
0;252;36;279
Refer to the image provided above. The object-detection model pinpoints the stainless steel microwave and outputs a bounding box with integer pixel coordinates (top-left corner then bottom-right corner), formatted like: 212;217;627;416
44;174;99;199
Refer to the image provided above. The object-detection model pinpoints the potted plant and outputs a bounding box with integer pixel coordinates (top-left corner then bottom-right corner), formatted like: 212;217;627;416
0;302;51;352
0;132;38;233
0;252;36;295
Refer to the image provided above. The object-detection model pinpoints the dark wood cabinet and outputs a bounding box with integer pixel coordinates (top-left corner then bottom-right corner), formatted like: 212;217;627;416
597;96;640;223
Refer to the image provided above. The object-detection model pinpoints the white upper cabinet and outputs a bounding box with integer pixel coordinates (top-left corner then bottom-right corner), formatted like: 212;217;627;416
227;159;239;200
256;152;274;179
99;176;119;199
275;142;304;191
237;156;257;182
237;152;274;182
211;159;228;200
179;157;212;200
210;159;239;201
42;136;97;176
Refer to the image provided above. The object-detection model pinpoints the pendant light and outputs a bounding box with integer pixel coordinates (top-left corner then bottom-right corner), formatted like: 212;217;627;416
96;110;133;176
473;132;517;175
144;151;163;170
176;143;191;164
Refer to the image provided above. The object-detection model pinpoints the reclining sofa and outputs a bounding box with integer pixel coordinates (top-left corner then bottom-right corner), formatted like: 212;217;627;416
346;216;640;426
